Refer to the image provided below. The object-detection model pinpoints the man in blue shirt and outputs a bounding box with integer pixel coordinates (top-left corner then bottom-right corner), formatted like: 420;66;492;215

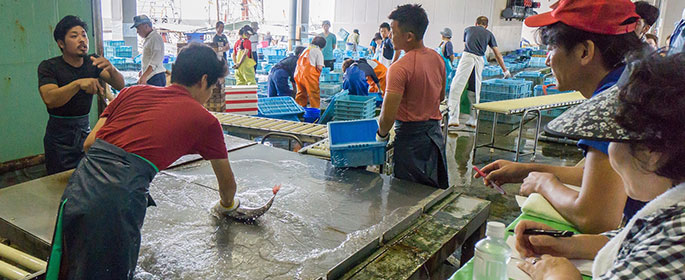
477;0;647;234
378;22;399;67
320;20;337;69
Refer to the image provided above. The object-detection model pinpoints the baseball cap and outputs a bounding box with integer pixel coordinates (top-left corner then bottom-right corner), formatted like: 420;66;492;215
322;20;331;26
131;15;152;29
440;28;452;38
524;0;639;35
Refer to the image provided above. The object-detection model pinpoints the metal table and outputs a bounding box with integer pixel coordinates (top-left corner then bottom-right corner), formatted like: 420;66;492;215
0;142;489;280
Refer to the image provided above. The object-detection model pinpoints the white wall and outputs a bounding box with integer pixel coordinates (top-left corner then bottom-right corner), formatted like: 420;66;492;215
332;0;524;53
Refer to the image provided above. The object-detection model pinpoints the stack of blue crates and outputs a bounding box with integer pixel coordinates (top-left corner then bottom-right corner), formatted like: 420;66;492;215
320;83;343;99
115;46;133;58
544;76;557;85
320;72;342;83
334;95;375;120
257;96;304;121
328;119;386;168
481;79;533;101
257;81;269;98
482;66;503;77
514;71;546;86
529;56;547;68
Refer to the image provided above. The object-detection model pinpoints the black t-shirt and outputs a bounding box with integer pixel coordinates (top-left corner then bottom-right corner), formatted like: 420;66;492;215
354;59;379;84
272;55;299;82
213;34;229;60
38;56;103;116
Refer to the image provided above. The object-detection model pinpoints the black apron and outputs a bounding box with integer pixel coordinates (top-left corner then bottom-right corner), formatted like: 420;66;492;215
46;139;158;280
393;120;449;189
43;115;90;175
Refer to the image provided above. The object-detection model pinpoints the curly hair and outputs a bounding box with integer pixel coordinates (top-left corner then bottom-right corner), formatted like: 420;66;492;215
616;52;685;182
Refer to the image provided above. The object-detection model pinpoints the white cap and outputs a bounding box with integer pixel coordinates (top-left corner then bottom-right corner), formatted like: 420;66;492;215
485;221;506;239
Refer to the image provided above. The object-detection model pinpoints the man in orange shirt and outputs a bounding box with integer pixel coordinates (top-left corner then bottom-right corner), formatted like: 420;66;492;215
376;4;448;189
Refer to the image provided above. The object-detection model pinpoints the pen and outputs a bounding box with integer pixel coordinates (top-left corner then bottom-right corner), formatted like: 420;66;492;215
472;166;506;195
507;229;575;237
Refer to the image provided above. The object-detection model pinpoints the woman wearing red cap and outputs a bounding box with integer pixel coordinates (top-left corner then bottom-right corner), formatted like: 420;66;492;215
477;0;647;234
514;52;685;280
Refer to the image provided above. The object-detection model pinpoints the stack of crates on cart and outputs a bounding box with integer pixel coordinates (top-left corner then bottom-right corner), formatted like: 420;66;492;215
204;81;226;112
257;81;269;98
115;46;133;58
319;91;348;124
533;84;573;118
334;95;375;120
482;65;503;77
529;56;547;68
479;79;533;124
225;85;258;115
320;71;342;83
257;96;304;121
328;119;386;168
514;71;546;86
320;83;343;99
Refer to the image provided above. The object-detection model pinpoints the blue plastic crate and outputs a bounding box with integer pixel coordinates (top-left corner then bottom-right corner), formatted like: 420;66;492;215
514;71;545;86
529;56;547;68
105;40;125;47
334;95;375;113
543;76;557;85
257;96;304;119
481;79;533;96
320;83;343;98
482;66;502;77
481;89;533;101
115;46;133;58
328;119;386;167
369;92;383;108
533;84;571;96
320;72;342;83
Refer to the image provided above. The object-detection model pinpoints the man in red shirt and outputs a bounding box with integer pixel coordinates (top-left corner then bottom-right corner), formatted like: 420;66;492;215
376;4;448;189
45;43;269;279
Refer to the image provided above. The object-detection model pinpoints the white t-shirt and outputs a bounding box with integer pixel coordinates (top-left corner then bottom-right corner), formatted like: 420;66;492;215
142;30;166;81
308;46;324;67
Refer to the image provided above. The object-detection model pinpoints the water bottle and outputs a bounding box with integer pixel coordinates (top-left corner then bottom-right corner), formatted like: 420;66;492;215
473;221;511;280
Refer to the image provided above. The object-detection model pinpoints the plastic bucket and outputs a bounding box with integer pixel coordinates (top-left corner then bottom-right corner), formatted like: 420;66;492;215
304;107;321;123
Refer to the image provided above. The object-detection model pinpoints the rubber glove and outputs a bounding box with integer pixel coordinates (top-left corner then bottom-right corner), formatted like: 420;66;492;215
212;198;240;216
503;70;512;79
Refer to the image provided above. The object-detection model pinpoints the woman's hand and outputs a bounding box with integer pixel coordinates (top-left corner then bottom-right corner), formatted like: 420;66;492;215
518;255;582;280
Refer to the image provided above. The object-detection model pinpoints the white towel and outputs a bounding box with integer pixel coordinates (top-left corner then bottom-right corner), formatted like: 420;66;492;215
592;182;685;277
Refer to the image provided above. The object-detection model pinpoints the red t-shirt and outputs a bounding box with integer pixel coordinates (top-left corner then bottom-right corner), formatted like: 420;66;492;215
96;85;228;170
386;47;445;122
234;38;252;58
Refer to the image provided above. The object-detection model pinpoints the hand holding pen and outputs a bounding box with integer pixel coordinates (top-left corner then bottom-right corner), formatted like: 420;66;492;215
473;166;507;194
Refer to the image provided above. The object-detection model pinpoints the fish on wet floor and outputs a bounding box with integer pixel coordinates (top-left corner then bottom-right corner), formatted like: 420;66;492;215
227;184;281;222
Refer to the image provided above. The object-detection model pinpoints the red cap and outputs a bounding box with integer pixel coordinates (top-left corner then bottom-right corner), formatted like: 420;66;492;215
524;0;639;35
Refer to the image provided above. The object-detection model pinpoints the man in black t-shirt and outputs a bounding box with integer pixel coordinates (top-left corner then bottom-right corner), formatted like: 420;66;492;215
213;21;230;61
267;46;306;97
37;15;124;174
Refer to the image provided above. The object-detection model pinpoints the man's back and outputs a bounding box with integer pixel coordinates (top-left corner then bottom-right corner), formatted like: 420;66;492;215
386;47;444;122
96;85;226;170
463;26;497;56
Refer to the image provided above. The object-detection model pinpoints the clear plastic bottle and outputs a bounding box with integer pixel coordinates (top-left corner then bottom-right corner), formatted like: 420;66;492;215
473;221;512;280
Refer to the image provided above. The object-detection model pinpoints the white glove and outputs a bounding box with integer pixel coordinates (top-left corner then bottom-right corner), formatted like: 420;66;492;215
376;130;389;142
212;198;240;216
503;70;512;79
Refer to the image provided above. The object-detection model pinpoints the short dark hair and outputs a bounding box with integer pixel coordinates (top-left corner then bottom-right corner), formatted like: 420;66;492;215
311;36;327;49
388;4;429;40
216;21;224;28
476;16;489;26
171;43;228;89
537;22;644;69
373;32;382;40
353;29;359;34
634;1;659;26
617;52;685;182
54;15;88;45
379;22;390;31
294;46;306;57
239;25;253;36
342;59;355;72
